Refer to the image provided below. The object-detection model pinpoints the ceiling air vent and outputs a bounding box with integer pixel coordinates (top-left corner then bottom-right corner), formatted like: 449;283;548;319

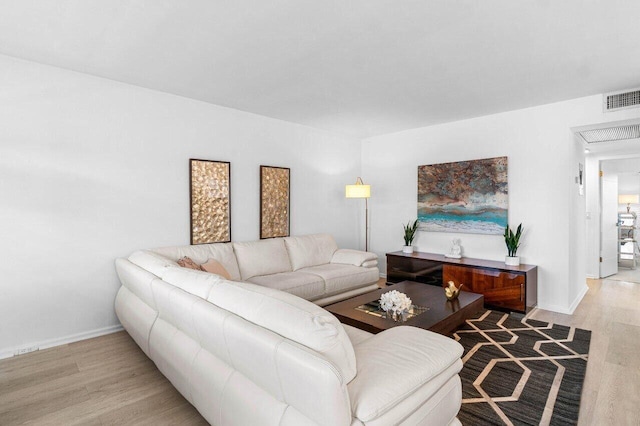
579;124;640;144
604;88;640;112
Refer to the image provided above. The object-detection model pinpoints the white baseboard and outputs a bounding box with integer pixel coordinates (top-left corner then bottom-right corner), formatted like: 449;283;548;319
567;285;589;314
536;285;589;315
535;302;573;315
0;324;124;360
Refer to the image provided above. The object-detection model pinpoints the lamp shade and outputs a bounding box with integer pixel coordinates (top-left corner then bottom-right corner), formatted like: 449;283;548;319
618;194;639;204
345;177;370;198
345;184;370;198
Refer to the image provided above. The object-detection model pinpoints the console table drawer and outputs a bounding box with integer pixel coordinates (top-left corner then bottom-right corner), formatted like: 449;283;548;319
443;265;525;312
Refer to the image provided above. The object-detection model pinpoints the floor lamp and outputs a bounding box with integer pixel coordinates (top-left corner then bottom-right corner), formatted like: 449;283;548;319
345;177;371;251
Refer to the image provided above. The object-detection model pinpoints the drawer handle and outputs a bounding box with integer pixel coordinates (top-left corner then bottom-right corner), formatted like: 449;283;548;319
520;283;524;302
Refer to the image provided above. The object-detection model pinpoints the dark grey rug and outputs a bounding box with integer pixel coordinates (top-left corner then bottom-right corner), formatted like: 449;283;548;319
453;310;591;426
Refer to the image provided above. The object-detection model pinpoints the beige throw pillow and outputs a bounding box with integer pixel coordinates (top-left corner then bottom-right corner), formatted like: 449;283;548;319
177;256;203;271
201;258;232;280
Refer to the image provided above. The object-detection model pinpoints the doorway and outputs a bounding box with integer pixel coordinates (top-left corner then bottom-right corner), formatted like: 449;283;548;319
600;158;640;282
577;118;640;283
600;158;640;281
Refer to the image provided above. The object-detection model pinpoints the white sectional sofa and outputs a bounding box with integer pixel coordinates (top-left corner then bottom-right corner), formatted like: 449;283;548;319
144;234;380;305
114;234;465;425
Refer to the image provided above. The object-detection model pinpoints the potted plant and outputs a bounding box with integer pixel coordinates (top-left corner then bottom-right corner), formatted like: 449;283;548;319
504;223;523;266
403;219;419;253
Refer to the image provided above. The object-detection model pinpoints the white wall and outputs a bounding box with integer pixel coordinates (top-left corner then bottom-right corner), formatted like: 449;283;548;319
568;135;588;310
0;55;363;357
2;54;639;356
363;96;640;313
585;155;601;278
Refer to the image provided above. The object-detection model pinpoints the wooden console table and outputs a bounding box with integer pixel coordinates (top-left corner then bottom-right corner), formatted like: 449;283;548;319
386;251;537;313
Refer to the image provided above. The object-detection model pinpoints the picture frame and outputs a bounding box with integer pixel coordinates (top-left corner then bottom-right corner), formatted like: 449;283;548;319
418;156;508;235
260;165;290;239
189;159;231;244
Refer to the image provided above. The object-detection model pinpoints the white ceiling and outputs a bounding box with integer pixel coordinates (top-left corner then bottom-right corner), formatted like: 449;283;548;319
1;1;640;138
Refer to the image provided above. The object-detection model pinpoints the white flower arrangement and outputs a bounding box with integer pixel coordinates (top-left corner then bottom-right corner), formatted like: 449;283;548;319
379;290;412;314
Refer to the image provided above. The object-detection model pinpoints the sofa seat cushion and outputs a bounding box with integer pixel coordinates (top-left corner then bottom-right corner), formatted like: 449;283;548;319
233;239;292;280
283;234;339;271
246;272;325;301
151;243;241;281
347;326;464;422
300;264;379;297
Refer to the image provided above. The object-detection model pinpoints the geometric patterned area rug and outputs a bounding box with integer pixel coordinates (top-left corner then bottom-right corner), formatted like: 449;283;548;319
453;310;591;426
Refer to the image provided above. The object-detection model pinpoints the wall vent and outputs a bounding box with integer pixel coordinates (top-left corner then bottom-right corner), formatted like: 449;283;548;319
604;88;640;112
579;124;640;144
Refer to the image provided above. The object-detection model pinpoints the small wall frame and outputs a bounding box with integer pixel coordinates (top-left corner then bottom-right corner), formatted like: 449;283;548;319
190;159;231;244
260;165;290;239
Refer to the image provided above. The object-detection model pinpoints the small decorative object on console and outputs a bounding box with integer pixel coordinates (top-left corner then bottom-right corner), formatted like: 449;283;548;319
445;238;462;259
402;219;419;253
444;281;463;301
380;290;412;321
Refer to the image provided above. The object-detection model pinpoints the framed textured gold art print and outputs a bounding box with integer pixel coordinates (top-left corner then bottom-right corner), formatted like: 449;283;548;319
190;159;231;244
260;165;290;239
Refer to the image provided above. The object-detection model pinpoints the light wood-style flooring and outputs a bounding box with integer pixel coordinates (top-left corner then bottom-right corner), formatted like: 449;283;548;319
1;277;639;425
0;331;207;425
529;278;640;425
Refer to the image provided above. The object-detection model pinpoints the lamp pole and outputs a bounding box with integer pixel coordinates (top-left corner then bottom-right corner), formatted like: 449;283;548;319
365;197;369;252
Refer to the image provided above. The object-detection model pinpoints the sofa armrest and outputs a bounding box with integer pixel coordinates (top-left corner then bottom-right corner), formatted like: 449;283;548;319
331;249;378;267
347;326;463;423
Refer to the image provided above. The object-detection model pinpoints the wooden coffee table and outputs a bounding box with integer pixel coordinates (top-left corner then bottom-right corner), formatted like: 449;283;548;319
325;281;484;336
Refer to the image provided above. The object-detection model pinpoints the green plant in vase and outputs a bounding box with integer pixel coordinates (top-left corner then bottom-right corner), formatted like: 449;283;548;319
504;223;523;266
403;219;419;254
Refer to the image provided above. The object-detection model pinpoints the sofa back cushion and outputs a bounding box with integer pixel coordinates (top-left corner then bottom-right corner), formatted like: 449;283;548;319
284;234;339;271
207;279;357;382
162;266;225;300
233;239;292;280
151;243;241;281
128;250;180;278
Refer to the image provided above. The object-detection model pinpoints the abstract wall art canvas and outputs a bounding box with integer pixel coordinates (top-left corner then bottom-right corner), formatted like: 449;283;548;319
190;159;231;244
260;165;290;239
418;157;508;235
